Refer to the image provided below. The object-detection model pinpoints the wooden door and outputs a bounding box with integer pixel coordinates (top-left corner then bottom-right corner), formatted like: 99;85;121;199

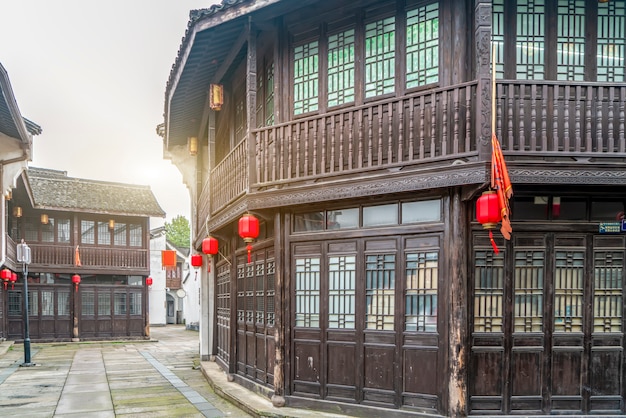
469;232;625;415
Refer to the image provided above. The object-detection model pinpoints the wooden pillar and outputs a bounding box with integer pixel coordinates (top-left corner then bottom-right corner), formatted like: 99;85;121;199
246;17;258;188
448;189;468;417
475;0;493;162
272;211;286;406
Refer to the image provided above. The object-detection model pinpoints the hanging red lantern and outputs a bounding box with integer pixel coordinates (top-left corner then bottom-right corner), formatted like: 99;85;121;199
72;274;81;291
238;214;259;263
146;277;153;287
9;272;17;290
202;236;219;255
476;190;501;253
1;269;10;290
191;254;203;268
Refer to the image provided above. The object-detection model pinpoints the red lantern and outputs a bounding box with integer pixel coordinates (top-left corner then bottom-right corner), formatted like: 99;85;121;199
1;269;10;290
191;254;203;268
9;272;17;290
476;190;501;253
146;277;153;287
239;214;260;263
202;236;219;255
72;274;81;291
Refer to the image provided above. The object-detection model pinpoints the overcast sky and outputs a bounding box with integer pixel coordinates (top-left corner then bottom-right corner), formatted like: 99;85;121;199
0;0;216;227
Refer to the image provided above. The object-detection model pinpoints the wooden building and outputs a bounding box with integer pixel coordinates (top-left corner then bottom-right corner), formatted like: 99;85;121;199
161;1;626;416
0;167;165;342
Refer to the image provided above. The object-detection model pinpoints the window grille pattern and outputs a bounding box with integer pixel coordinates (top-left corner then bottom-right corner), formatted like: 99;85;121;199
594;251;623;332
8;291;21;316
28;291;38;316
246;263;254;323
406;3;439;88
237;263;246;322
492;0;505;78
42;218;55;242
257;61;275;127
365;16;395;98
554;250;584;332
405;251;438;332
266;259;275;326
217;263;231;362
516;0;545;80
82;292;95;316
24;219;37;242
597;1;625;82
295;257;320;327
114;293;126;315
256;261;265;324
293;41;319;114
98;221;111;245
556;0;585;81
366;254;396;330
58;218;70;243
328;255;356;329
114;223;127;246
98;293;111;316
129;223;142;247
474;250;504;332
42;291;54;316
328;29;355;107
514;250;544;332
129;292;141;315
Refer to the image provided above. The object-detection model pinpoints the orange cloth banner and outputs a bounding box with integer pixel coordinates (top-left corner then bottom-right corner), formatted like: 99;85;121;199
161;250;176;270
74;245;82;267
491;133;513;240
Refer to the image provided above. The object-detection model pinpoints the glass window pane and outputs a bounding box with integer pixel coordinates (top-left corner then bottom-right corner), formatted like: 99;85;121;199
326;208;359;229
114;293;126;315
406;2;439;88
294;212;325;232
492;0;505;78
41;290;54;316
129;223;142;246
365;16;395;97
554;250;584;332
24;220;37;242
597;1;625;82
98;293;111;316
98;221;111;245
42;218;55;242
114;223;127;246
594;250;623;332
81;220;95;244
58;291;70;316
294;257;320;327
512;196;549;220
474;248;504;332
82;292;95;316
516;0;545;80
363;204;398;226
129;293;142;315
293;41;319;115
556;0;585;81
8;291;21;316
402;199;441;223
58;218;71;243
328;255;356;329
328;28;355;107
366;254;396;330
405;252;438;332
591;201;625;221
514;250;544;332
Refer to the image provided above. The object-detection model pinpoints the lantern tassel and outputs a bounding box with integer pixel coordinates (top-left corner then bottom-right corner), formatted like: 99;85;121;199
247;244;252;263
489;230;499;254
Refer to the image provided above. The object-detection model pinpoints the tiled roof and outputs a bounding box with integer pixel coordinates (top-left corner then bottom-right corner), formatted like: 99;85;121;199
25;167;166;217
0;62;41;139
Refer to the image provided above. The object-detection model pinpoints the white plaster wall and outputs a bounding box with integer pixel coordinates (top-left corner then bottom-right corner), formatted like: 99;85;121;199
149;233;167;326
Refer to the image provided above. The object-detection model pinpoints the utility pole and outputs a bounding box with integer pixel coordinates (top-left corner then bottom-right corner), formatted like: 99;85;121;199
17;239;33;366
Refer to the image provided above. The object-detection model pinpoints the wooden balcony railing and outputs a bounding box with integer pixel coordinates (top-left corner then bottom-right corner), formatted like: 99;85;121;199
496;81;626;155
209;138;248;214
18;243;148;270
254;81;478;186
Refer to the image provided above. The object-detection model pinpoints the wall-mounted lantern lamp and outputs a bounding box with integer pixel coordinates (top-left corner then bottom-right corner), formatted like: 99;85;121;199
188;136;198;156
13;206;22;218
108;219;115;230
210;84;224;111
41;214;49;224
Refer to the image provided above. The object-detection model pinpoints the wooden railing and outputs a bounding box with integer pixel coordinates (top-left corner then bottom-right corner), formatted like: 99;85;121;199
496;81;626;155
23;244;148;270
210;138;248;214
254;82;478;185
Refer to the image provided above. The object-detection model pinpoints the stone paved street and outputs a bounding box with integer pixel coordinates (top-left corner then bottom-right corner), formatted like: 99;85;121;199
0;325;251;417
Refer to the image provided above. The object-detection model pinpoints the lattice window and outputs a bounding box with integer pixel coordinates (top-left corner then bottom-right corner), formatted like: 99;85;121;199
556;0;585;81
41;290;54;316
58;218;70;243
514;250;544;332
114;293;126;315
266;259;275;326
98;293;111;316
98;221;111;245
406;2;439;88
58;291;70;316
328;28;355;107
295;257;320;327
246;263;255;323
129;224;142;247
81;220;95;244
594;251;623;332
366;254;396;330
217;263;231;362
293;41;319;115
597;1;625;82
405;251;438;332
114;223;127;246
8;291;21;316
129;292;142;315
554;250;584;332
237;263;246;322
365;16;395;98
492;0;505;78
516;0;545;80
28;291;38;316
82;292;95;316
42;218;55;243
257;60;275;127
474;249;504;332
328;255;356;329
256;260;265;325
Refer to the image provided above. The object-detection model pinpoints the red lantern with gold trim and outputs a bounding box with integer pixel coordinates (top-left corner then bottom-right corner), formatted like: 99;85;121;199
146;277;153;287
9;272;17;290
1;269;10;290
476;190;502;253
191;254;203;268
202;236;219;255
72;274;81;291
238;214;259;263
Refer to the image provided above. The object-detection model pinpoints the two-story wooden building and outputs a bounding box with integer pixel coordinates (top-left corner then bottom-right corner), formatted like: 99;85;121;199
1;167;165;342
161;1;626;416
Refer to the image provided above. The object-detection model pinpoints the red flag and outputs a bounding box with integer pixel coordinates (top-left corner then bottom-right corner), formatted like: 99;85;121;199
74;245;82;267
491;133;512;240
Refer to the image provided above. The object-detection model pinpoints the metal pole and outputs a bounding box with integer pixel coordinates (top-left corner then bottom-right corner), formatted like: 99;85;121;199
22;261;31;365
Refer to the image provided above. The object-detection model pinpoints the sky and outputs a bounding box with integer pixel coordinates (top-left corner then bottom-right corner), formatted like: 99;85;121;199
0;0;217;227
